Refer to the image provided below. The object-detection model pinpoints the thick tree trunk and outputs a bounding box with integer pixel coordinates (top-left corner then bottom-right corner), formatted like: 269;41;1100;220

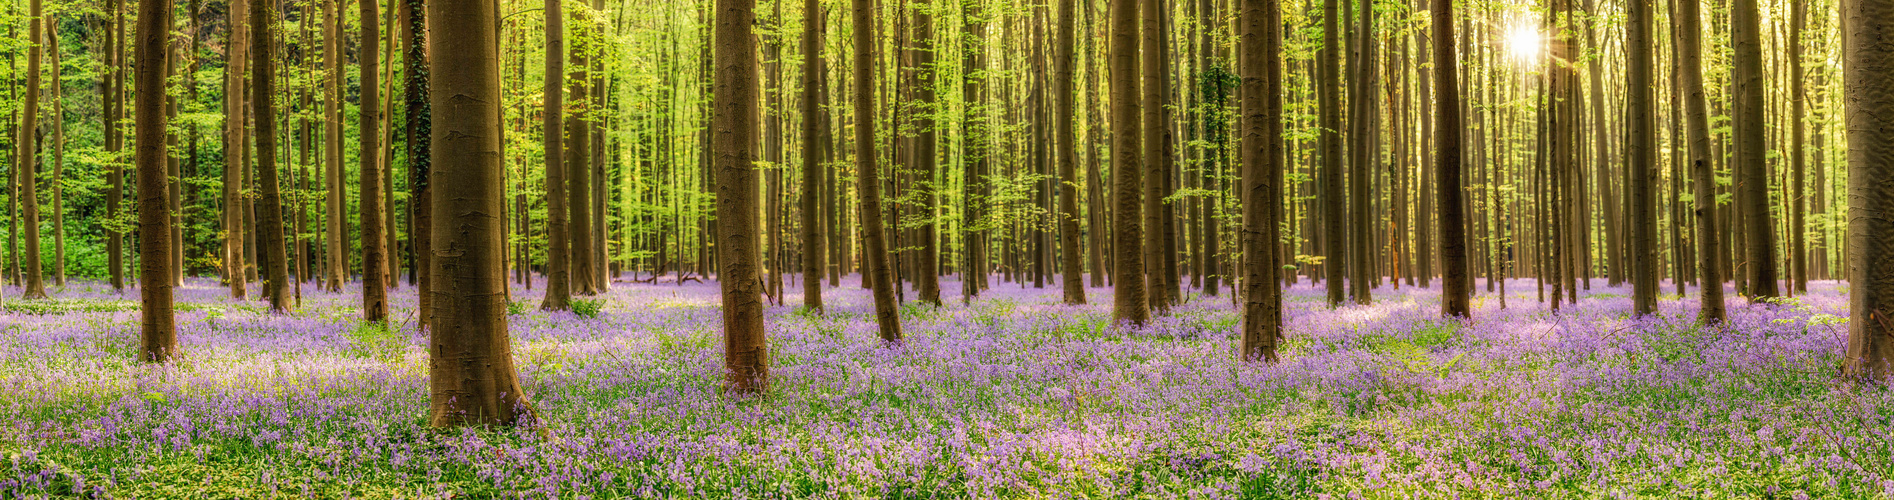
325;0;346;292
135;0;177;361
569;22;597;297
1110;0;1149;325
1628;0;1658;315
1140;0;1167;313
361;0;388;321
1432;0;1469;318
1844;0;1894;379
1238;0;1281;362
426;0;535;426
1322;0;1345;306
253;0;291;312
1348;0;1376;305
714;0;770;392
1732;0;1775;300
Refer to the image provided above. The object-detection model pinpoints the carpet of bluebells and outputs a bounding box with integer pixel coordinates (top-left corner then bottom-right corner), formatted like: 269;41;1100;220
2;274;1889;498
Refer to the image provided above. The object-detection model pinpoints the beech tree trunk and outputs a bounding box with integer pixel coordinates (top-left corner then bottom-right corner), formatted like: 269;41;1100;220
1322;0;1345;307
17;0;45;300
800;0;825;313
135;0;177;361
426;0;535;426
541;0;571;311
1110;0;1149;326
715;0;770;392
1238;0;1281;362
1055;0;1085;305
1844;0;1894;379
854;0;902;341
1432;0;1469;318
361;0;388;321
253;0;291;312
1678;0;1723;323
325;0;346;292
1140;0;1169;313
1731;0;1775;300
1628;0;1658;315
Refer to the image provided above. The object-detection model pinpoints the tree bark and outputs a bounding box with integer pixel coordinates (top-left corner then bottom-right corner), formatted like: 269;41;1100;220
1731;0;1775;300
569;17;597;297
1844;0;1894;379
1140;0;1167;313
426;0;535;426
1322;0;1345;306
715;0;770;392
1056;0;1086;305
1628;0;1658;315
405;0;432;326
252;0;290;312
361;0;388;321
1348;0;1376;305
1432;0;1469;318
1111;0;1149;325
325;0;346;292
135;0;177;361
17;0;45;300
541;0;571;311
801;0;826;313
854;0;902;341
1678;0;1722;323
1238;0;1281;362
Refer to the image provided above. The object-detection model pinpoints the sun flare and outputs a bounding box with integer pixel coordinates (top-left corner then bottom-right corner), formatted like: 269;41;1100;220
1506;23;1543;63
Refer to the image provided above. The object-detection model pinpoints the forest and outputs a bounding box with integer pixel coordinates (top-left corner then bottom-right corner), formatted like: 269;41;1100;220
2;0;1894;495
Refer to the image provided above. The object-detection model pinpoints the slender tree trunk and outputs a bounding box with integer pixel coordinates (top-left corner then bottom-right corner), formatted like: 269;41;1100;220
325;0;345;292
426;0;536;426
16;0;45;300
1789;0;1807;293
569;19;597;297
1348;0;1376;305
1322;0;1345;306
48;24;63;288
1055;0;1086;305
1678;0;1721;323
541;0;570;311
1140;0;1168;313
361;0;388;321
1111;0;1149;325
135;0;177;361
251;0;290;312
801;0;826;313
225;0;249;297
405;0;432;325
854;0;901;341
1844;0;1894;379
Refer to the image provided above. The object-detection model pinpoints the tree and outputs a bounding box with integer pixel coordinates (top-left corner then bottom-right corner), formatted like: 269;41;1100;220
1844;0;1894;380
426;0;535;426
1322;0;1345;307
361;0;389;321
107;0;125;292
800;0;825;313
1627;0;1657;315
715;0;769;392
542;0;572;312
1055;0;1085;305
1788;0;1807;294
1110;0;1148;325
1348;0;1377;306
1237;0;1281;362
855;0;902;341
325;0;345;292
1731;0;1774;300
135;0;177;361
1678;0;1722;323
16;0;45;300
570;16;598;297
225;0;249;299
1140;0;1169;313
253;0;290;312
915;0;942;306
1432;0;1469;318
404;0;433;327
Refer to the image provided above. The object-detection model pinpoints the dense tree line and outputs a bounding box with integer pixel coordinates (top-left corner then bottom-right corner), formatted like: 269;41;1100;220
0;0;1889;424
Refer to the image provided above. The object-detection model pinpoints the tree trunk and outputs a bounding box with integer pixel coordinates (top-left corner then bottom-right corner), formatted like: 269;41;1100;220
17;0;45;300
1238;0;1281;362
361;0;388;321
1732;0;1775;300
1322;0;1345;306
1110;0;1149;325
1678;0;1722;323
801;0;826;313
541;0;570;311
48;23;63;288
405;0;432;326
426;0;535;426
1348;0;1376;305
1432;0;1468;318
252;0;290;312
135;0;177;361
1844;0;1894;379
852;0;901;340
1789;0;1807;294
714;0;770;392
569;19;597;297
325;0;346;292
1055;0;1085;305
1140;0;1168;313
1628;0;1658;315
225;0;249;297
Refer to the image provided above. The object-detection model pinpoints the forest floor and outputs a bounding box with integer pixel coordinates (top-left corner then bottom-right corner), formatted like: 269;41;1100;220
0;275;1886;498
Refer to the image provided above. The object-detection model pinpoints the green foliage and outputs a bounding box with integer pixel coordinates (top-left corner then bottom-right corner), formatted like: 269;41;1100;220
343;322;408;362
4;298;138;315
571;298;605;319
